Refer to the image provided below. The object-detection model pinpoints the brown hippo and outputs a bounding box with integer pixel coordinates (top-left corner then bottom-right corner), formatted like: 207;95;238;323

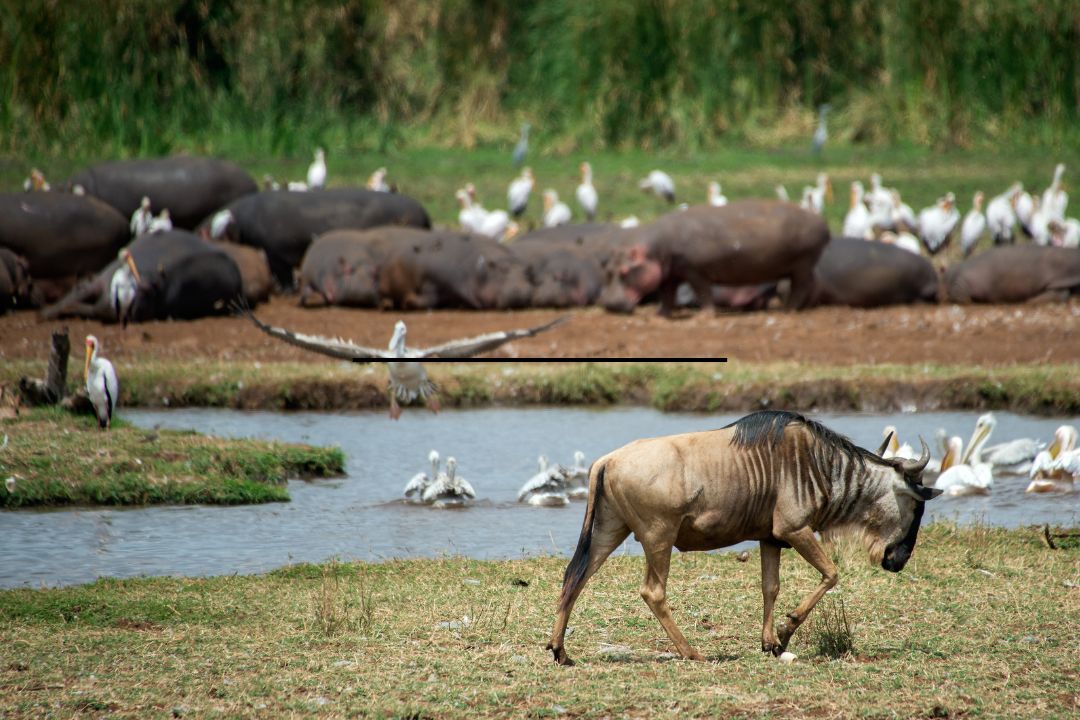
209;241;273;305
512;241;605;307
65;156;257;229
297;229;397;307
811;237;940;307
599;202;829;315
944;245;1080;303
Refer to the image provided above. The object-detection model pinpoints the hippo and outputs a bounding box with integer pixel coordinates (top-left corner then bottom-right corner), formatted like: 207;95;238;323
201;188;431;287
599;201;829;315
42;230;245;323
512;241;605;307
65;156;258;229
209;241;274;305
376;229;533;310
0;247;31;311
811;237;940;307
297;229;399;307
944;246;1080;303
0;192;129;282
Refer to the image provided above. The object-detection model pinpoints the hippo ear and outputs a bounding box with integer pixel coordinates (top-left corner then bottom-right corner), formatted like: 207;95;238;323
628;244;648;264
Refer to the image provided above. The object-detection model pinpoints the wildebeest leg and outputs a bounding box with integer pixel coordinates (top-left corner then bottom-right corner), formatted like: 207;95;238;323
775;527;838;650
640;541;704;661
759;541;782;655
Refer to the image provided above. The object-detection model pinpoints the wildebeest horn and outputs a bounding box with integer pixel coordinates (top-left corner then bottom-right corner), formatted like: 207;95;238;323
901;438;931;476
876;431;894;457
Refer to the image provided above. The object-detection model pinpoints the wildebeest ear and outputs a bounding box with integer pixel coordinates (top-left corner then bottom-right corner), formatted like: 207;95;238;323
876;431;894;457
917;485;943;501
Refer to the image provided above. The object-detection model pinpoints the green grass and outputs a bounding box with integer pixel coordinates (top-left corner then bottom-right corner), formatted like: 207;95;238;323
0;524;1075;717
0;407;345;508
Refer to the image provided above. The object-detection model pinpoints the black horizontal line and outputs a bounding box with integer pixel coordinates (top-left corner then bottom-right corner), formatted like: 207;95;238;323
352;357;728;363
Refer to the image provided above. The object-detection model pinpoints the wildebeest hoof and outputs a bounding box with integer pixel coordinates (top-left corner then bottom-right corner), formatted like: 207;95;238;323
547;644;574;666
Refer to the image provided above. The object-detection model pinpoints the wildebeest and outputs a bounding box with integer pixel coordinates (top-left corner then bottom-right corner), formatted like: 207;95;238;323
547;410;939;665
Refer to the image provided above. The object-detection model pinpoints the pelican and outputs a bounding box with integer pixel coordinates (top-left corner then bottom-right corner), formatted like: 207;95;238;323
148;209;172;234
110;249;141;328
422;457;475;508
517;455;570;507
960;191;986;257
968;413;1042;475
404;450;441;504
639;170;676;204
707;181;728;207
542;189;572;228
986;183;1021;245
880;425;916;460
842;181;872;239
807;173;831;215
239;309;566;420
1041;163;1067;222
512;123;530;168
129;196;153;237
1027;425;1078;493
507;167;534;218
576;162;598;221
302;148;325;189
565;450;589;500
1028;197;1053;245
479;213;518;243
811;104;829;155
934;436;993;496
84;335;118;430
367;167;391;193
917;193;960;255
866;174;895;215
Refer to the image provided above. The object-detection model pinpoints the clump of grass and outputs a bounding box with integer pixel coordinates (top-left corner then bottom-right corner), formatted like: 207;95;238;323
308;562;376;638
807;595;856;659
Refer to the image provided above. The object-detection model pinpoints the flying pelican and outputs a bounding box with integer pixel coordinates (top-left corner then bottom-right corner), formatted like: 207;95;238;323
639;170;676;204
917;193;960;255
148;209;172;234
565;450;589;500
576;162;598;221
934;436;993;496
517;455;570;507
542;189;572;228
807;173;831;215
110;249;141;328
707;181;728;207
512;123;531;168
367;167;391;193
811;104;829;155
508;167;534;218
422;457;475;508
842;181;872;239
967;412;1042;475
986;183;1021;245
404;450;441;504
1027;425;1078;493
1041;163;1067;221
960;191;986;257
84;335;119;430
307;148;327;189
129;196;153;237
239;309;567;420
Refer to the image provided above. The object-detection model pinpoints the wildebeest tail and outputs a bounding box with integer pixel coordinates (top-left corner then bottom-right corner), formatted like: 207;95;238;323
558;462;605;610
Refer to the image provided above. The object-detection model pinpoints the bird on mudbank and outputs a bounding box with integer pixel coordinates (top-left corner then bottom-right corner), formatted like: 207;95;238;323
308;148;327;189
238;307;567;419
639;170;676;204
84;335;119;430
110;248;141;328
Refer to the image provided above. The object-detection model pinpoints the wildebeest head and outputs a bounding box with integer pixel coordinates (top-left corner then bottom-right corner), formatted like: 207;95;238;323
865;439;942;572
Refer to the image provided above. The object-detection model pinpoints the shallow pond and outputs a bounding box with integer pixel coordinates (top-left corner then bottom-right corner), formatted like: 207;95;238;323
3;408;1078;588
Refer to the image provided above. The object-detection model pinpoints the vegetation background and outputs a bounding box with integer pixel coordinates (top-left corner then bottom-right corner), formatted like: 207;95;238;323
3;0;1079;160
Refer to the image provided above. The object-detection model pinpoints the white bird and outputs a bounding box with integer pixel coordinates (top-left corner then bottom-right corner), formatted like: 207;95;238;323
148;209;172;234
512;123;530;168
240;310;567;420
811;104;829;155
367;167;390;193
517;455;570;507
22;168;50;192
639;170;676;204
917;193;960;254
866;174;895;216
799;186;816;212
542;189;572;228
934;436;993;496
209;209;235;240
404;450;441;503
307;148;327;189
1049;218;1080;248
807;173;831;215
1015;187;1035;237
422;457;475;508
110;248;141;328
1041;163;1067;221
576;162;598;221
970;413;1042;475
775;185;791;202
842;181;872;239
507;168;534;218
986;183;1021;245
960;191;986;257
880;425;917;461
84;335;119;430
4;476;13;494
619;216;641;228
1028;197;1053;245
879;231;924;256
287;181;309;192
129;196;153;237
479;212;518;243
1027;425;1078;493
889;190;918;233
707;181;728;207
456;188;486;233
565;450;589;500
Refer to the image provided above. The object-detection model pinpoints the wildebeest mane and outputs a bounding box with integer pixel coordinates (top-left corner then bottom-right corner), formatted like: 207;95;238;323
724;410;887;473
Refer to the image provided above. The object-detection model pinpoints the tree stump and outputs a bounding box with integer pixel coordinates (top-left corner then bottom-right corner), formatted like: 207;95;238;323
18;328;71;405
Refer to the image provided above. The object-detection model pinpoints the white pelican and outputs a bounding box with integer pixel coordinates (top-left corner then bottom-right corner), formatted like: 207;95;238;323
148;209;172;234
842;181;872;239
1041;163;1067;221
880;425;916;460
565;450;589;500
307;148;327;189
986;183;1021;245
542;189;572;228
84;335;119;430
367;167;390;193
1049;218;1080;248
960;191;986;257
517;455;570;507
507;167;534;218
966;413;1042;475
456;188;486;233
576;162;598;221
512;123;530;168
775;185;791;202
110;249;141;328
934;436;993;496
422;457;475;508
866;174;895;215
639;170;676;204
917;193;960;254
1027;426;1078;493
707;181;728;207
240;310;567;420
404;450;441;504
811;104;829;155
808;173;831;215
1028;197;1053;246
129;196;153;237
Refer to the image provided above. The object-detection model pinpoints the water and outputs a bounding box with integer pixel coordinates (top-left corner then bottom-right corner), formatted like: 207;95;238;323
2;408;1077;589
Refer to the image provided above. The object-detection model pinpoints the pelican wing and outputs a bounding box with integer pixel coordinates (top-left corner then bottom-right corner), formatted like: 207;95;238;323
416;316;569;358
238;304;391;361
517;469;566;501
403;472;429;497
456;477;477;499
983;439;1042;468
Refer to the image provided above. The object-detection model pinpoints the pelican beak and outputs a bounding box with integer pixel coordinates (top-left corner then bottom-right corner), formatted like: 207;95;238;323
125;252;141;284
961;422;990;465
940;445;955;472
1048;437;1062;459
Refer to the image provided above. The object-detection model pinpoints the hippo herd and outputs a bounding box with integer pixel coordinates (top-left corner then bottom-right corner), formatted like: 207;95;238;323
2;154;1079;321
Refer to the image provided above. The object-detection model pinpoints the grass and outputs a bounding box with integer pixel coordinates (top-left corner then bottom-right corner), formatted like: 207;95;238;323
0;406;345;508
0;524;1075;717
